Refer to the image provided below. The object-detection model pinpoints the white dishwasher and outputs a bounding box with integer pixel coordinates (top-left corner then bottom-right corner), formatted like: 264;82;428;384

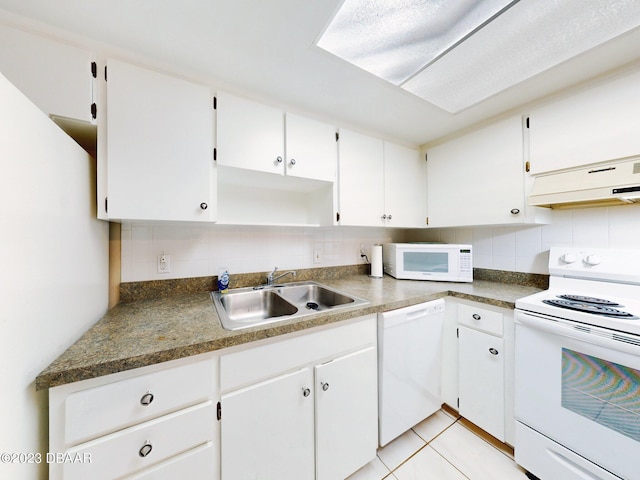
378;298;445;446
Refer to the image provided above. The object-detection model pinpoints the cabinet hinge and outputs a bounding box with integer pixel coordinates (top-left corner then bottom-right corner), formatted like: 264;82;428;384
214;148;217;161
104;66;108;82
217;401;222;421
336;212;340;222
335;132;339;142
91;61;97;78
104;197;108;214
525;160;530;173
91;103;97;120
456;327;459;338
526;117;530;128
213;96;217;110
425;152;428;162
457;397;460;409
425;217;429;226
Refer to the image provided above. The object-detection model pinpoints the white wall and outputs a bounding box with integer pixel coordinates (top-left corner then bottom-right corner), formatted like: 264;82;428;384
121;224;407;282
0;74;109;480
408;204;640;274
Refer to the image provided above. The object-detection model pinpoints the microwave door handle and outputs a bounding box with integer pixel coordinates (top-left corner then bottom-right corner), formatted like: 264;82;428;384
516;311;640;356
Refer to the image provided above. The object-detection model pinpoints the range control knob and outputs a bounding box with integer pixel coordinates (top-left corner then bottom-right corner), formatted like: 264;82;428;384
584;254;602;266
560;253;577;264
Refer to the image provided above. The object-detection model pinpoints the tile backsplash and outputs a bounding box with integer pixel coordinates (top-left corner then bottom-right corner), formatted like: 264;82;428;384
121;224;407;282
407;204;640;274
121;204;640;282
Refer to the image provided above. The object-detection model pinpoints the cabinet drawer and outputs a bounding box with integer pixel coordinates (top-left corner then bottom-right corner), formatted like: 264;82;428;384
124;441;216;480
63;401;215;480
458;304;503;336
64;359;213;445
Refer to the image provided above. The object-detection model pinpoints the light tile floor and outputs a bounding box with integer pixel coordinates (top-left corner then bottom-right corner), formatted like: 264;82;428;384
347;409;530;480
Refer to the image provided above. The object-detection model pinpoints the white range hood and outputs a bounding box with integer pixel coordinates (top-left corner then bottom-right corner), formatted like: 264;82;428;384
529;157;640;208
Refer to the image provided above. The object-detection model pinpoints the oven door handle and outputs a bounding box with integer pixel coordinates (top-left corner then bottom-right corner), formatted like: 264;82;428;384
516;311;640;356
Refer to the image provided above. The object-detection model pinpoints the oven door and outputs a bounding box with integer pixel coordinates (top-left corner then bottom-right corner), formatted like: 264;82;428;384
515;311;640;480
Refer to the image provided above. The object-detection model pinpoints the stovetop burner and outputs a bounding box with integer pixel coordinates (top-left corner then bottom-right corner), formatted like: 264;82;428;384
542;298;639;319
557;294;621;306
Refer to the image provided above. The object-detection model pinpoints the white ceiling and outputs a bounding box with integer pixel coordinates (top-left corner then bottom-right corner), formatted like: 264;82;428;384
1;0;640;147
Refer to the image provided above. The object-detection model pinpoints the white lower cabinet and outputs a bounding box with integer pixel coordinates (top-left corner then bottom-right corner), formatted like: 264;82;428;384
315;347;378;479
452;300;515;445
458;326;505;440
48;353;219;480
221;368;315;480
219;315;378;480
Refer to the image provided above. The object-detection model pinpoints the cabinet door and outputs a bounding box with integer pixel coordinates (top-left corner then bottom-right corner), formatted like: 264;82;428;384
529;68;640;175
427;116;526;227
458;326;505;441
220;368;315;480
216;90;285;174
315;347;378;480
338;129;385;226
105;59;214;221
285;112;336;182
0;24;95;123
384;141;426;228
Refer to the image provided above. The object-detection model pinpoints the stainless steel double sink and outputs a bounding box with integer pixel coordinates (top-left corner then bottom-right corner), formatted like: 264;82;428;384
211;281;369;331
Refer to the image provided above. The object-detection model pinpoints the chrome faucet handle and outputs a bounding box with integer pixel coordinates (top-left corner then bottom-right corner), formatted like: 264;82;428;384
267;266;278;285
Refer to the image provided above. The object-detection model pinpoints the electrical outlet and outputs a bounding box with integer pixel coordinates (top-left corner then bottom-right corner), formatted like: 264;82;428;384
157;254;171;273
313;249;322;264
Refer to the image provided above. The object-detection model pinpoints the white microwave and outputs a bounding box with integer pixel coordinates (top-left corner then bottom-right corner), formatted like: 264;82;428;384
382;243;473;282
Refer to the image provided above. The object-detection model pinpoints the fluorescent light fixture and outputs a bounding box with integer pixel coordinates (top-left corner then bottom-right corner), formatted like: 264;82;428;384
317;0;640;113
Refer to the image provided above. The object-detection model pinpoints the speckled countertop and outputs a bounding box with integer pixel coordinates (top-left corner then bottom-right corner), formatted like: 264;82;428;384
36;274;543;390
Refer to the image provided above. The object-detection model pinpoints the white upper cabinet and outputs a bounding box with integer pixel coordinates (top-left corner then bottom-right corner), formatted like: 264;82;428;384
337;129;385;226
529;67;640;175
338;129;425;227
285;112;336;182
216;91;285;174
384;141;427;228
214;91;336;226
0;23;95;123
216;91;337;182
102;58;215;222
426;115;548;228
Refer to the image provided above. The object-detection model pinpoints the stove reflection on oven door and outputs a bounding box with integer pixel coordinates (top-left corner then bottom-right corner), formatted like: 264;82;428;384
514;311;640;480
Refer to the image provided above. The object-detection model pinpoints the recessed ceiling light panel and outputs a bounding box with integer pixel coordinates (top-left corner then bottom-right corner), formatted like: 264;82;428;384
317;0;517;85
317;0;640;113
402;0;640;112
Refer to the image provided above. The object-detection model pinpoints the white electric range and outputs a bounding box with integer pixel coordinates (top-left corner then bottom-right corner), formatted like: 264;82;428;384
514;246;640;480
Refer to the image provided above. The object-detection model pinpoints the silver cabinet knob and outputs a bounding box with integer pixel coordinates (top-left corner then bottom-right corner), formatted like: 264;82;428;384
472;313;481;321
302;387;311;397
387;214;392;220
321;382;329;392
381;214;387;220
510;208;520;215
289;158;296;167
276;156;283;164
489;348;499;355
200;202;208;210
139;442;153;457
140;392;154;406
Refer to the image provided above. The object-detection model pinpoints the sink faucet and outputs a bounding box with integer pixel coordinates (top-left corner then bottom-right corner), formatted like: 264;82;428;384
267;267;296;286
